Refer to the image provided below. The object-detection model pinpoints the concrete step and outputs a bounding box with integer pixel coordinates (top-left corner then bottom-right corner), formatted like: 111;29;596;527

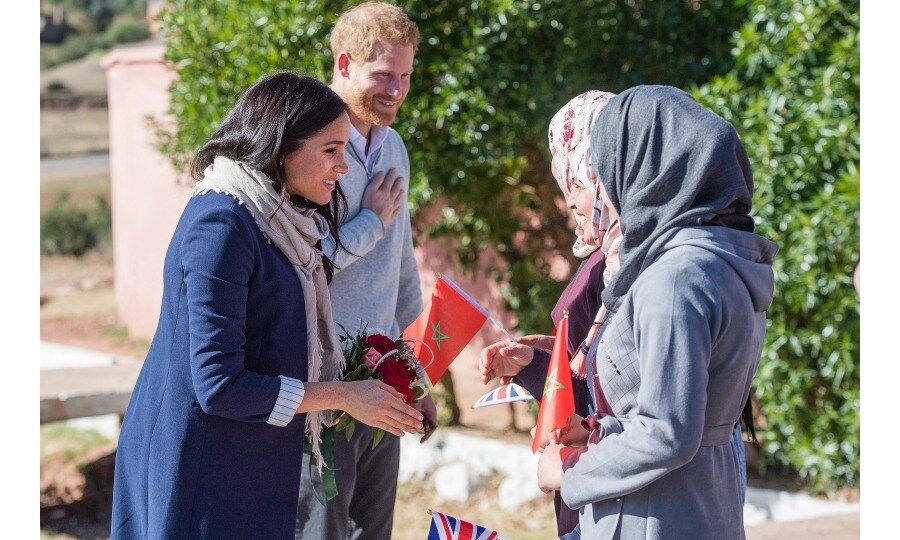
40;363;141;423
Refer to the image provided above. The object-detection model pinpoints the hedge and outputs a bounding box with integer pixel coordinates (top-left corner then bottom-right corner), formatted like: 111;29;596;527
158;0;858;489
157;0;745;331
694;0;859;491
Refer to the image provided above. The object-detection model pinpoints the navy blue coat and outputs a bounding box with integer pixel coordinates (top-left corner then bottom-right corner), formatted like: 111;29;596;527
111;192;310;539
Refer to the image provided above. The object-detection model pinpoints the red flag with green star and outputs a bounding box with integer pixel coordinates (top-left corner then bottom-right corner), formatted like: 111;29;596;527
404;275;490;385
532;313;575;453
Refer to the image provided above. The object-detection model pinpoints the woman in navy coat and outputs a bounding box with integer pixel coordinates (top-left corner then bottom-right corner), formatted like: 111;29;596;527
111;73;424;539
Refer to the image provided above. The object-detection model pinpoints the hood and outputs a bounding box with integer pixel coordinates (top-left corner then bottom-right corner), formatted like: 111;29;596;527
657;226;778;312
591;85;757;311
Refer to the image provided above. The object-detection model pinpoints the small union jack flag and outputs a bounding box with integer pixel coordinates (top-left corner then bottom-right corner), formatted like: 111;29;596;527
427;510;502;540
472;383;535;409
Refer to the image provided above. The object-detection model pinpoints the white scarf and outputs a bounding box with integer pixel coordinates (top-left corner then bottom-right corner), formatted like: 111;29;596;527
193;155;345;471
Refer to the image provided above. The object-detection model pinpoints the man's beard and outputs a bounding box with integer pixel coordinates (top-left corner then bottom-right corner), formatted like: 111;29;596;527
346;86;399;127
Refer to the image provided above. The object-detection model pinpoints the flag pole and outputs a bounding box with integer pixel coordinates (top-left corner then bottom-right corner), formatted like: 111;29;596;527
489;315;515;341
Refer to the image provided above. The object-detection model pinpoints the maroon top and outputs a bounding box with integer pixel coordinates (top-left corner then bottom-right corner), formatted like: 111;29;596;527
512;248;606;537
551;248;606;353
514;248;606;414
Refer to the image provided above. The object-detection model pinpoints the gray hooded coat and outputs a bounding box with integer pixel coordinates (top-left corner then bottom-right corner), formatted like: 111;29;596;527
559;86;778;539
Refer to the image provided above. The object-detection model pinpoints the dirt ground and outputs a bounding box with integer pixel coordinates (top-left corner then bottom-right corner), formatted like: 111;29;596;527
40;170;149;358
41;251;149;359
40;423;116;540
747;514;859;539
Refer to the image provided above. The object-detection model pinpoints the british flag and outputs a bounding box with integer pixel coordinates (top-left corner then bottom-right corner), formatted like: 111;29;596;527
427;510;502;540
472;383;535;409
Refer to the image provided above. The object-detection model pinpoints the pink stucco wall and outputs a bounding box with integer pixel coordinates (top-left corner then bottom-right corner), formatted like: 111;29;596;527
103;44;192;339
103;44;534;428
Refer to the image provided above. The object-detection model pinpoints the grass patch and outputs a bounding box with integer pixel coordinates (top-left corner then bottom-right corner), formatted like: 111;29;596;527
103;324;151;350
103;324;129;341
41;50;107;95
41;423;110;463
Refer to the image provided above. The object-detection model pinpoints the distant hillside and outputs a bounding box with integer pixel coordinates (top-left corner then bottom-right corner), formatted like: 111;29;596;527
41;50;107;97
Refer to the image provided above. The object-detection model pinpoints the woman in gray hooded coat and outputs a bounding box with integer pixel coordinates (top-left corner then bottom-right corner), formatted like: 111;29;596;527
537;85;778;539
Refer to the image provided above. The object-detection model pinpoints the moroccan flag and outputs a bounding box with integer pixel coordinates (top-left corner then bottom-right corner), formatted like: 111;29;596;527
427;509;502;540
404;274;489;384
531;313;576;453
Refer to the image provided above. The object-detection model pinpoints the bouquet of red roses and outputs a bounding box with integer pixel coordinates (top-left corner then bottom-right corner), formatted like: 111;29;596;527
309;324;432;504
333;324;432;448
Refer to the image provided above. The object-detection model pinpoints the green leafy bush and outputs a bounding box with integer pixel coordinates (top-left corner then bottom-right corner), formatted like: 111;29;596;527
694;0;859;491
41;33;108;69
106;15;150;44
40;193;111;256
158;0;859;489
157;0;745;333
40;0;146;68
45;0;145;32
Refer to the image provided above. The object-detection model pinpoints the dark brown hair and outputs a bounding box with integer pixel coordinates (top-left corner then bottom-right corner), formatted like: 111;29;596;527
192;71;350;281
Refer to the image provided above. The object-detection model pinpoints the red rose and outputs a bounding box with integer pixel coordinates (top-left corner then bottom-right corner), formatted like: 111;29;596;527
375;358;414;404
366;334;397;355
402;358;418;380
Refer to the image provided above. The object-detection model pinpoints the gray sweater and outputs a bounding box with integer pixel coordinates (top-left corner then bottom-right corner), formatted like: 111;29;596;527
322;128;423;339
561;226;777;540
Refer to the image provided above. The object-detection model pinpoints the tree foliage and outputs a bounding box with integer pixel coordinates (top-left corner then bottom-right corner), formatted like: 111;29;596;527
40;193;111;257
41;0;147;68
158;0;745;332
694;0;859;490
53;0;145;31
158;0;860;489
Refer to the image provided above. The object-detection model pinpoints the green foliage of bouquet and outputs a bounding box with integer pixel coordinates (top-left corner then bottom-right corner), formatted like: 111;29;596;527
310;324;431;503
333;325;430;449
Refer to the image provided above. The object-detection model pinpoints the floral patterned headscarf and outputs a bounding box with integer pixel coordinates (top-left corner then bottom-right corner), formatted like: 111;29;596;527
548;90;617;258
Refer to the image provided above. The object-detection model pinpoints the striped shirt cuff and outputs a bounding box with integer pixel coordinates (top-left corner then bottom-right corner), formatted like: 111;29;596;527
266;376;305;427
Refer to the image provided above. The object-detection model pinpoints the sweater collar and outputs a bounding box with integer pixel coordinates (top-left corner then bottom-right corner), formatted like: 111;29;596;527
348;123;389;164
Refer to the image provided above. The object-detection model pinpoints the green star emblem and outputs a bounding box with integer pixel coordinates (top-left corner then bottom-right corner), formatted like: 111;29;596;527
543;367;566;398
431;321;450;349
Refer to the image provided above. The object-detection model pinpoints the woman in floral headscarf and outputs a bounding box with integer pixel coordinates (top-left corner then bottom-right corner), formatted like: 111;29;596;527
478;91;618;537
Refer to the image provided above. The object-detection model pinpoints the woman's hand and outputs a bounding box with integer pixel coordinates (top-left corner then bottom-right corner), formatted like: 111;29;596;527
478;340;535;384
557;413;591;448
537;441;570;493
339;380;423;437
516;334;555;350
533;413;592;453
